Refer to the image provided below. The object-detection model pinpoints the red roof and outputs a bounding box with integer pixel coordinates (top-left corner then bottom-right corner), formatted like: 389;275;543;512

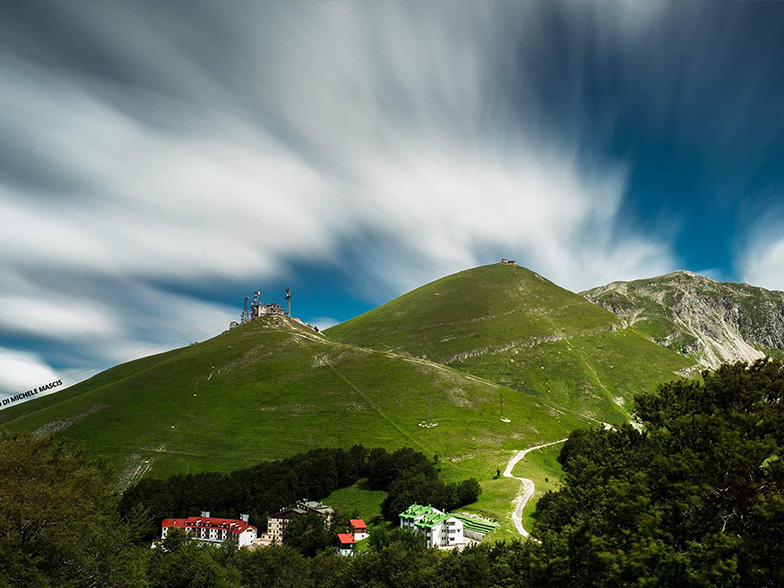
162;516;256;535
349;519;367;530
337;533;356;545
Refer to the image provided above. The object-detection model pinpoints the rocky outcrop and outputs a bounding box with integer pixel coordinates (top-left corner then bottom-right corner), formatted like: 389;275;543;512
584;270;784;369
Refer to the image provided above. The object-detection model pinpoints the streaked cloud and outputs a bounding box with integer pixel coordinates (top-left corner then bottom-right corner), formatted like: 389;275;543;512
0;347;60;393
738;213;784;291
3;1;783;398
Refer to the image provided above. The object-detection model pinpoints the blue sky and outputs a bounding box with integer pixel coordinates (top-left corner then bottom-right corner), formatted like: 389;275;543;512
1;2;784;398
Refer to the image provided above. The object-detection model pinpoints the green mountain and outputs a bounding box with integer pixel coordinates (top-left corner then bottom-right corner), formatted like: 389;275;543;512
0;315;583;485
583;270;784;368
326;263;695;423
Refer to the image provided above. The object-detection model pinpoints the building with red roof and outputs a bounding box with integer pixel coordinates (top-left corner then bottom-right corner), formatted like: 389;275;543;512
336;533;356;556
349;518;368;541
161;512;257;548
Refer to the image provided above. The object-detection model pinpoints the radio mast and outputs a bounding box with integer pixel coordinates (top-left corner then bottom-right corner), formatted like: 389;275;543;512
285;288;291;317
241;296;250;323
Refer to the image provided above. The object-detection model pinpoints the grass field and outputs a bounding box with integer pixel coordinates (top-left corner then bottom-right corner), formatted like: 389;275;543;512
0;316;584;488
437;450;521;542
327;263;695;424
323;480;386;521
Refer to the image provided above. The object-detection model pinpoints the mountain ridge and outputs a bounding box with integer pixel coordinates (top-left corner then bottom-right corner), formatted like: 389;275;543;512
583;271;784;368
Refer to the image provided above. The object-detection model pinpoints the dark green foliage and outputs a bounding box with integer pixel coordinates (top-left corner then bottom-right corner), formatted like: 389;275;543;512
234;544;315;588
380;468;481;520
364;446;481;520
148;528;241;588
367;526;427;552
531;359;784;587
0;433;147;587
366;447;436;490
282;512;334;557
121;446;371;540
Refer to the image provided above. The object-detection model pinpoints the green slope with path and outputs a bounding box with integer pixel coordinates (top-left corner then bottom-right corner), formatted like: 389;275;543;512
0;315;583;486
326;263;695;423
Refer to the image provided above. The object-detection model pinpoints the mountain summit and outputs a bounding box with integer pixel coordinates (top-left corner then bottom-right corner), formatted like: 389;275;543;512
327;263;694;423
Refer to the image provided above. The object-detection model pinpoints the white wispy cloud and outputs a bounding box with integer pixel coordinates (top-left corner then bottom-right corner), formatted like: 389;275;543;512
738;213;784;292
0;2;681;397
0;347;60;394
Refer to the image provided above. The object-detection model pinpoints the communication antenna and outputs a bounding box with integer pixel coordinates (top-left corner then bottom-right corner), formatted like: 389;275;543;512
285;288;291;317
251;291;260;316
241;296;250;323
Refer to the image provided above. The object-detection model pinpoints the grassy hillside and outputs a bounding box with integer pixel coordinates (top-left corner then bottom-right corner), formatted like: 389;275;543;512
0;315;583;486
584;270;784;368
327;263;695;422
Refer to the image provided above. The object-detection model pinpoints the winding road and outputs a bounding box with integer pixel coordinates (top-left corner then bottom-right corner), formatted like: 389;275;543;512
503;438;568;539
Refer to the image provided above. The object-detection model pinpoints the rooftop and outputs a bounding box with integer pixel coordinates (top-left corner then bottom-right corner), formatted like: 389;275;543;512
337;533;356;545
269;508;304;520
400;504;436;519
415;512;450;529
162;516;256;534
451;514;499;534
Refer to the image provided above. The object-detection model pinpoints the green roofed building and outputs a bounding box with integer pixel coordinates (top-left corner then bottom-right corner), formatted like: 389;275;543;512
399;504;497;550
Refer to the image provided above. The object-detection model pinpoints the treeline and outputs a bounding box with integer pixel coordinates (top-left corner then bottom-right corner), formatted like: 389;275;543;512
529;359;784;587
120;446;367;539
0;435;483;586
366;448;481;519
148;528;526;588
121;446;479;540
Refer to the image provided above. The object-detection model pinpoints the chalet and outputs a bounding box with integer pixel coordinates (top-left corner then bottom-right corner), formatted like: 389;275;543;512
399;504;467;550
350;518;368;541
399;504;499;550
252;500;335;547
161;513;257;549
336;533;356;556
254;508;302;547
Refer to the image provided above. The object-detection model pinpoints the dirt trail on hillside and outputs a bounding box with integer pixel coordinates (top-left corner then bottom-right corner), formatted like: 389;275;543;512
504;439;567;539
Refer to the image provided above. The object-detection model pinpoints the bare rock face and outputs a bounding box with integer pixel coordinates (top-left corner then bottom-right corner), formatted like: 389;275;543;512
583;271;784;368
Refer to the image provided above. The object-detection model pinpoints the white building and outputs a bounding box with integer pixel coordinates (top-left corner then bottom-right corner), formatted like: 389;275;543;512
161;513;257;549
399;504;468;550
350;518;368;541
336;533;356;556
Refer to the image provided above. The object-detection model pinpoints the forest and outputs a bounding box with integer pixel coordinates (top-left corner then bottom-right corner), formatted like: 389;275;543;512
2;359;783;587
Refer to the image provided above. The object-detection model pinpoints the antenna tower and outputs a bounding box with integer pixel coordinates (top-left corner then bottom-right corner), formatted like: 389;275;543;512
285;288;291;317
251;291;260;316
241;296;250;323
